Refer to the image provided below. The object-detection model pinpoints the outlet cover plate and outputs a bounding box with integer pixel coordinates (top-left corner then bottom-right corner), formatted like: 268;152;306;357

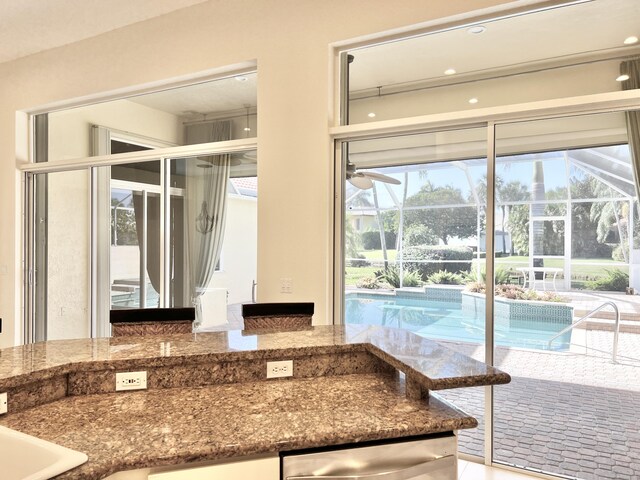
267;360;293;379
115;371;147;391
0;392;7;415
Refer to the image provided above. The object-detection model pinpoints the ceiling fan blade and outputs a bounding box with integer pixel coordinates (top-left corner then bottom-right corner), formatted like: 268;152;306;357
361;171;401;185
347;174;374;189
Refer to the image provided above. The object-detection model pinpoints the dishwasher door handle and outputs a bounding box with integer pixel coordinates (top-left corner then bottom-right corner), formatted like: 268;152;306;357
285;454;456;480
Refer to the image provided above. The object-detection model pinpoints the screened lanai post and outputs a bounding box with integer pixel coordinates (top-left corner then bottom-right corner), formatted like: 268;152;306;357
531;160;546;278
621;58;640;203
184;120;232;326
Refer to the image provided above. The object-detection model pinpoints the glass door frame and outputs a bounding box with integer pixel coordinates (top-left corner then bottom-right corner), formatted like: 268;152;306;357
22;137;257;341
331;91;640;468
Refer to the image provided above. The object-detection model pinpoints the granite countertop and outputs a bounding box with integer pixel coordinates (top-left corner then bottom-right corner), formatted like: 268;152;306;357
0;325;510;479
0;324;509;390
1;373;476;479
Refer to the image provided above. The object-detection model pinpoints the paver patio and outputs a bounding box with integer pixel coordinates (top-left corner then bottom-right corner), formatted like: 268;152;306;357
439;329;640;480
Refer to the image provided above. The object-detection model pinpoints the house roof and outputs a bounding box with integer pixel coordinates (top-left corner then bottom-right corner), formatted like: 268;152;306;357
230;177;257;197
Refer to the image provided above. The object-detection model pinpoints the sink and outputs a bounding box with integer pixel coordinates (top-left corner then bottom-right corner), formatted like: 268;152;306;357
0;425;88;480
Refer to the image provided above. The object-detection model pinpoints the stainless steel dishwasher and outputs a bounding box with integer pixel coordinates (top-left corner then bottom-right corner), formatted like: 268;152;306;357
280;433;457;480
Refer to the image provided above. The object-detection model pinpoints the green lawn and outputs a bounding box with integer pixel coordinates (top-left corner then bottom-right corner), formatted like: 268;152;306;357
347;251;628;287
359;249;398;261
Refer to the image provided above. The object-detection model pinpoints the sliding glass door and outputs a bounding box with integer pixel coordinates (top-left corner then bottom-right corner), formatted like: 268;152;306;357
338;109;640;478
340;126;489;456
491;111;640;479
27;147;258;340
110;178;162;310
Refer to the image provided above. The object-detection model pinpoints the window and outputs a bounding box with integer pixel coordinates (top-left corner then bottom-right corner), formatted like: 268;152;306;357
26;72;258;340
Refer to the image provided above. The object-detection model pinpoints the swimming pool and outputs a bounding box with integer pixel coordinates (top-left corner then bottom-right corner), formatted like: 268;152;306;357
345;293;572;351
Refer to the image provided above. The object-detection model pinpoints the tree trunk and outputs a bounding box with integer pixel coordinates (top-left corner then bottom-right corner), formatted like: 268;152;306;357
372;183;388;270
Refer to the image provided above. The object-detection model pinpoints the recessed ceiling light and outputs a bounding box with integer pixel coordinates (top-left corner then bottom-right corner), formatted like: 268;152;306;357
368;112;376;118
468;25;486;34
235;76;248;82
616;74;630;82
623;36;638;45
468;97;479;104
444;68;457;75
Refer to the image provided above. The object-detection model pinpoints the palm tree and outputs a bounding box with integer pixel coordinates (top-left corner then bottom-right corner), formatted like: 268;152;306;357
476;174;529;255
499;181;530;255
588;178;629;262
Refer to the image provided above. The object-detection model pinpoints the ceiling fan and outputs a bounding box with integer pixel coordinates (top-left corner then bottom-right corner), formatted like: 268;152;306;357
346;164;401;190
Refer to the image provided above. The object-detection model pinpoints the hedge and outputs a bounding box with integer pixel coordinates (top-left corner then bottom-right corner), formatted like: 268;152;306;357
361;231;397;250
401;245;473;280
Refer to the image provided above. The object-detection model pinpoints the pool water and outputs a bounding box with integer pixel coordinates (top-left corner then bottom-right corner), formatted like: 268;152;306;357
345;295;571;351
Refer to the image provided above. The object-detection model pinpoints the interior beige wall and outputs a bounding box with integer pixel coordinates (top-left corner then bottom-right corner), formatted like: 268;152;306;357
208;195;258;306
49;98;183;161
0;0;516;347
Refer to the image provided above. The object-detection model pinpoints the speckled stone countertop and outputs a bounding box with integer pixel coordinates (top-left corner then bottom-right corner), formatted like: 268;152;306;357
1;374;476;479
0;325;509;391
0;325;510;479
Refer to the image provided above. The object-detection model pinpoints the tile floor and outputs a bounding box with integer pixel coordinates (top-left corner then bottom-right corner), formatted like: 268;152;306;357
459;460;542;479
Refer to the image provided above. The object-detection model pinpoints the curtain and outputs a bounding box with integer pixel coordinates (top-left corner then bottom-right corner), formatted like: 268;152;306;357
621;58;640;197
132;192;161;306
185;120;232;324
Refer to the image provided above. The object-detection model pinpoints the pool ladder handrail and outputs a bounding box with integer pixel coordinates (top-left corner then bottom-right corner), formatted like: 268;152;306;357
548;301;620;363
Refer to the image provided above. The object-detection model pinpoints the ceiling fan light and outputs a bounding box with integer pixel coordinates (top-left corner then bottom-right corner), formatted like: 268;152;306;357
348;176;374;189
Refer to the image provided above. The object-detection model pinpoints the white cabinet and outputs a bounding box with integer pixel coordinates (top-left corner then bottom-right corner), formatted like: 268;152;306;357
148;455;279;480
104;454;279;480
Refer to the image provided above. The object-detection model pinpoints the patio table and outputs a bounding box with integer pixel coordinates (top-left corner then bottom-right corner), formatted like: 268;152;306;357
517;267;562;291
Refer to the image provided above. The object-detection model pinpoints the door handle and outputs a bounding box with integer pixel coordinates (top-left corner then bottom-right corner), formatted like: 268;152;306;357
286;454;455;480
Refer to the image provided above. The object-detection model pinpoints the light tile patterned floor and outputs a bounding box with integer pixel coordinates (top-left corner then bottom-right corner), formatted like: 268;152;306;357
459;460;543;479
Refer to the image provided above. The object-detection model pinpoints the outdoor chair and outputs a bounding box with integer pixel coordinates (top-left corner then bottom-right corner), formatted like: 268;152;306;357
110;307;195;337
241;302;314;331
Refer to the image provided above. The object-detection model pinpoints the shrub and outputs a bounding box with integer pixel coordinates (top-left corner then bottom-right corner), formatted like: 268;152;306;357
465;282;567;302
401;245;473;280
403;224;437;247
585;268;628;292
349;253;370;267
374;265;422;288
494;284;567;302
361;230;397;250
612;245;628;262
356;276;381;289
464;267;512;285
427;270;465;285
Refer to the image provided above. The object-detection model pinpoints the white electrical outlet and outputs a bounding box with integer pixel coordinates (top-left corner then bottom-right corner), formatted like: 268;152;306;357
115;371;147;391
280;277;292;294
0;392;7;415
267;360;293;379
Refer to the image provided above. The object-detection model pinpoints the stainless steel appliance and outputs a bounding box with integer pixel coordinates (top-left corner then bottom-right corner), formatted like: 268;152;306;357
281;433;457;480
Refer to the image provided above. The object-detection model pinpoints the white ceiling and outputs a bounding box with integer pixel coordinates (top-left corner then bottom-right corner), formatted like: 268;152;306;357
349;0;640;93
0;0;209;64
128;74;258;119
